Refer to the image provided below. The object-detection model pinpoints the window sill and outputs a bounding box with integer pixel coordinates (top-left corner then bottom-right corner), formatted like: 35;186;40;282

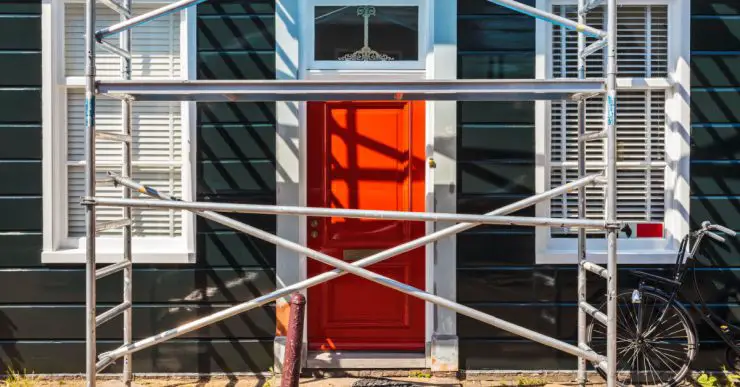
42;248;195;264
536;249;679;265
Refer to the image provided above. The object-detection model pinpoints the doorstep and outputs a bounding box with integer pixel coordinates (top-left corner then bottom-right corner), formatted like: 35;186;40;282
306;351;427;369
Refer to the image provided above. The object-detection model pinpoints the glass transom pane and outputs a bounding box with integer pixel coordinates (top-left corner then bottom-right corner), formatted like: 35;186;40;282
314;5;419;61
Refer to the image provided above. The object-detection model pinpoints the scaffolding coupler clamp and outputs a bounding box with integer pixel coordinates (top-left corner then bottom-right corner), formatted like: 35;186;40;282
606;221;624;231
81;196;97;206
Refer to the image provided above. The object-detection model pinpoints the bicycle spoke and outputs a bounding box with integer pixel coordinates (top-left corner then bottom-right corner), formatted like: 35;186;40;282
588;290;694;387
644;348;665;385
650;344;684;370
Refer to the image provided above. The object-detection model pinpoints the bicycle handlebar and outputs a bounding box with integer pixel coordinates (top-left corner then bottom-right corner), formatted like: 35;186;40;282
710;223;737;237
698;221;736;244
705;231;726;243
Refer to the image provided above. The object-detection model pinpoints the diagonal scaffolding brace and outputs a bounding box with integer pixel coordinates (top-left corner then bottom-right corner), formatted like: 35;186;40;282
93;173;607;371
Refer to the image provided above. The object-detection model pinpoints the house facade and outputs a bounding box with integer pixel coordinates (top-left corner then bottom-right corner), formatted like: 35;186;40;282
0;0;738;376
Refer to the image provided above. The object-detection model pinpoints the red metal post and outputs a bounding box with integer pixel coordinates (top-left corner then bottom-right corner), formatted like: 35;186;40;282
280;292;306;387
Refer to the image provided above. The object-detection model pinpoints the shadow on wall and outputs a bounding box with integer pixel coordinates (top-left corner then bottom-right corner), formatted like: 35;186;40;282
0;310;22;374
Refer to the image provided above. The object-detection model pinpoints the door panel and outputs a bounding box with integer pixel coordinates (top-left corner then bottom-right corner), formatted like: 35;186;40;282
307;100;425;352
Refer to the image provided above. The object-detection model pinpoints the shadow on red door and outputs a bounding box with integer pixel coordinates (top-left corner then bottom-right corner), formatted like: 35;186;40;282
306;100;426;352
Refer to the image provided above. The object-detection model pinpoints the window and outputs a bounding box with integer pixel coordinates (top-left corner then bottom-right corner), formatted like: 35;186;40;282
42;0;196;263
303;0;429;70
535;0;691;264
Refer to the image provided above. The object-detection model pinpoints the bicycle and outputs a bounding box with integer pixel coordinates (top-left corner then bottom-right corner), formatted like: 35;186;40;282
584;221;740;386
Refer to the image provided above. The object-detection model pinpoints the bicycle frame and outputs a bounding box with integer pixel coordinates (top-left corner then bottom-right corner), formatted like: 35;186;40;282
634;223;740;363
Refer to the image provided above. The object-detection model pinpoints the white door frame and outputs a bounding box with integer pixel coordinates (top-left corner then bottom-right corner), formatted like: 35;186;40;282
274;0;458;372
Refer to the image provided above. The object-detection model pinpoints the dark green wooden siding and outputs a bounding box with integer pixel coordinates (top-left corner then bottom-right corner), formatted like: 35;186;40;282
0;0;277;374
457;0;740;371
1;0;739;375
0;0;42;270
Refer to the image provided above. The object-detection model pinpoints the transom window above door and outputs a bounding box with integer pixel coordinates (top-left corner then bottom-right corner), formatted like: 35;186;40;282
303;0;429;70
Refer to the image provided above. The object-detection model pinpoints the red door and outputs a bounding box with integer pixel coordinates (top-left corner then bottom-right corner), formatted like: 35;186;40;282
307;100;426;352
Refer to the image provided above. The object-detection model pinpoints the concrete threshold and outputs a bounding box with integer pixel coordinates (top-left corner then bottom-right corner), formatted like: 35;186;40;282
306;351;427;370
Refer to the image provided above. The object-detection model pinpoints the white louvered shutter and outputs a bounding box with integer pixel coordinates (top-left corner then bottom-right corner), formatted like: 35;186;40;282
64;4;183;238
64;3;181;78
550;5;668;236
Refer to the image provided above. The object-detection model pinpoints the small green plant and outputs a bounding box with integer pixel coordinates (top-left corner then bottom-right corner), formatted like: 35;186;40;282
722;365;740;385
264;366;278;387
516;376;547;386
409;370;432;378
2;368;38;387
696;371;719;387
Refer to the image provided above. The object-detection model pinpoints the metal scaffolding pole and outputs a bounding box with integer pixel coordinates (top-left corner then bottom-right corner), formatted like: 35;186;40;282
119;0;133;384
84;0;97;385
95;79;606;102
88;197;614;230
96;0;206;40
486;0;605;38
576;0;589;384
94;174;607;370
604;0;619;384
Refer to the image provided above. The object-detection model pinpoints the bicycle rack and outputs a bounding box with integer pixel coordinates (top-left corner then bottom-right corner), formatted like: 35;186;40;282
80;0;621;386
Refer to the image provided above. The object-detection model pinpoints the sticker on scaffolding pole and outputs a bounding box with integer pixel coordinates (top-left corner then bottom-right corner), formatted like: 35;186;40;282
85;96;96;128
607;95;615;125
618;222;664;239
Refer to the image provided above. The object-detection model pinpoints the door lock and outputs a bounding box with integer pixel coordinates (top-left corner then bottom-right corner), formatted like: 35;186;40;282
310;219;319;228
310;230;319;239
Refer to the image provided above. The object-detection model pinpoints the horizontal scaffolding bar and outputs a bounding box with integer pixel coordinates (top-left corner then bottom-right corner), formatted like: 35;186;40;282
97;40;131;60
580;301;607;326
581;39;607;58
95;131;132;143
582;261;609;278
95;79;606;102
95;173;605;370
96;0;205;40
99;0;131;17
95;301;131;327
88;196;615;230
488;0;605;38
96;261;132;280
96;219;132;232
578;130;607;142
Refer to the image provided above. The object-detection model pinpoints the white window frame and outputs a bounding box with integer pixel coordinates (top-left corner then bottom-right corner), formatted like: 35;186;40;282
41;0;197;264
301;0;430;71
534;0;691;265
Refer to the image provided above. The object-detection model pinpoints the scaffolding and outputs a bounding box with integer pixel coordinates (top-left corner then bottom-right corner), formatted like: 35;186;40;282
82;0;620;386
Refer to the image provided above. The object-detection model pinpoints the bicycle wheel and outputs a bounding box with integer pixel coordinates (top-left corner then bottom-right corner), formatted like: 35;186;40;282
586;289;697;386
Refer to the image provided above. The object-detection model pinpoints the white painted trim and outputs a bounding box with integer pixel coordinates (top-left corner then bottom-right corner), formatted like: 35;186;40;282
275;0;442;361
534;0;691;265
275;0;304;367
301;0;429;71
41;0;197;264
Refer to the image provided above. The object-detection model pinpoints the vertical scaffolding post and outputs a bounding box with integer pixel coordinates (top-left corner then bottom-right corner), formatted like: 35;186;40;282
84;0;97;385
120;0;133;385
576;0;588;384
604;0;618;385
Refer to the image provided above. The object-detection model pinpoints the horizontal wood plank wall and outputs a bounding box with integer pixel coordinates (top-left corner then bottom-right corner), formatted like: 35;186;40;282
0;0;278;374
457;0;740;371
0;1;42;272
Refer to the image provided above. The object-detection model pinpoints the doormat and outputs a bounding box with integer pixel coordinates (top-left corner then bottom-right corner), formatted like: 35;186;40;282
351;379;419;387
